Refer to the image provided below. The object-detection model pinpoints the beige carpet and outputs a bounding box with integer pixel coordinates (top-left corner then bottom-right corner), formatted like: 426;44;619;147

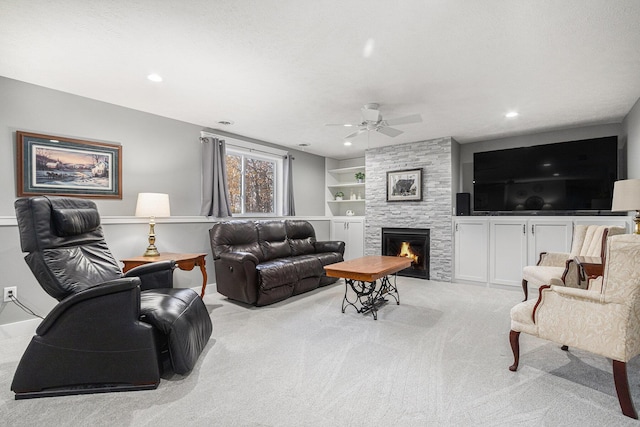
0;278;638;426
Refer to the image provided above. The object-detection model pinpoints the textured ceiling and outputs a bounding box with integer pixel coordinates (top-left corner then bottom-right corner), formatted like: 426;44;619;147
1;1;640;159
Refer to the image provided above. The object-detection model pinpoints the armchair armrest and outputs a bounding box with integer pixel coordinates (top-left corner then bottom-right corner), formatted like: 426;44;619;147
315;240;345;256
123;260;176;291
551;284;604;303
37;278;141;335
538;252;571;267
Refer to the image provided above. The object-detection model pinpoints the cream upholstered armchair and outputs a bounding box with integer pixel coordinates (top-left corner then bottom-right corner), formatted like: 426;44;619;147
509;234;640;419
521;224;625;300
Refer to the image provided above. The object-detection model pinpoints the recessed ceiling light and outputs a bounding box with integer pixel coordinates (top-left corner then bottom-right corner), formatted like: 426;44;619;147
49;139;59;143
505;111;519;118
147;73;163;82
217;120;234;126
344;141;352;146
344;124;353;127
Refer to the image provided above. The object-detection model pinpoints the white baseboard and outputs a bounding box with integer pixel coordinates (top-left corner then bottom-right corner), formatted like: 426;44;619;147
0;318;39;339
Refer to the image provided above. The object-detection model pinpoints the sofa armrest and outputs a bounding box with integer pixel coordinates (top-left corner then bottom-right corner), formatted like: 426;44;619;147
315;240;345;256
219;251;260;265
37;278;141;335
123;260;177;290
215;252;260;304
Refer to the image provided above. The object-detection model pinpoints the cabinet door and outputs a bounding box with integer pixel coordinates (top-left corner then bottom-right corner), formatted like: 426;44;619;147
454;219;488;282
346;220;364;260
528;220;573;265
489;220;527;287
331;220;364;261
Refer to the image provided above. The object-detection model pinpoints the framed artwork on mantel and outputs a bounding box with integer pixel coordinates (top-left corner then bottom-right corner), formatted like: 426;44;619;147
16;131;123;199
386;168;423;202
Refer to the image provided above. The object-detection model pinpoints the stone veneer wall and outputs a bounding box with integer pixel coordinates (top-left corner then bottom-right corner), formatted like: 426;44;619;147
365;137;453;281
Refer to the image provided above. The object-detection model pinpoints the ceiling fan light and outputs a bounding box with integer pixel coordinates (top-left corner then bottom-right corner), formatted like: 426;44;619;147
344;141;352;146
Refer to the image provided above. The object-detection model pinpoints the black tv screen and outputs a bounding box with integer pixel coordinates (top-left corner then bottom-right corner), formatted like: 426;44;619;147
473;136;619;213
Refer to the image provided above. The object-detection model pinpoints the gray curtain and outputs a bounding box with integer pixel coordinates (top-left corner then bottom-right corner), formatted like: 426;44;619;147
200;137;233;217
283;154;296;216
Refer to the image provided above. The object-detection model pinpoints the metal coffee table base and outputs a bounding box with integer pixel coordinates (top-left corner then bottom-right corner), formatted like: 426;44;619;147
342;274;400;320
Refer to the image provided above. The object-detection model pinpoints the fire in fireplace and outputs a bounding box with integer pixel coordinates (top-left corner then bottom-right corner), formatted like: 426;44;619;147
381;228;430;279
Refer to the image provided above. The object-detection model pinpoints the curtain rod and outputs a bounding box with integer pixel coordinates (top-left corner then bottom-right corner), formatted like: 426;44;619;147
200;132;293;159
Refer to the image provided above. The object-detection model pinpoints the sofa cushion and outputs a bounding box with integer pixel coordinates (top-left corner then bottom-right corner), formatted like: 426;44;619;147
209;221;263;261
257;221;291;261
289;255;323;280
286;220;317;256
256;259;297;290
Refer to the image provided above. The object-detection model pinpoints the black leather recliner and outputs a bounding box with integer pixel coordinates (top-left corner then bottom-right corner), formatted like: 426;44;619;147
12;196;213;399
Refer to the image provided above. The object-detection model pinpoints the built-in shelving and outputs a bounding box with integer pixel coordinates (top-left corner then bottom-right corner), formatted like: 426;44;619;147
325;158;365;216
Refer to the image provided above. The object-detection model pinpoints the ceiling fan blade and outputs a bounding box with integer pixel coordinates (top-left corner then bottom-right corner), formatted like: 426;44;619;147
377;126;403;137
361;107;380;122
344;129;366;139
325;123;359;127
383;114;423;126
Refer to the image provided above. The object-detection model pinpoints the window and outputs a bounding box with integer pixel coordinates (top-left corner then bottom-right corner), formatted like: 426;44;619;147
225;142;283;215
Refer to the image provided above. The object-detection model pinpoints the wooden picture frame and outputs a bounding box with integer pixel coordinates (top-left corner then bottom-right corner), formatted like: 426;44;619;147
386;168;423;202
16;131;122;199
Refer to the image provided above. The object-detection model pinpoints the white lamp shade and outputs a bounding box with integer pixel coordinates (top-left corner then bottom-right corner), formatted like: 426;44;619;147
611;179;640;212
135;193;171;217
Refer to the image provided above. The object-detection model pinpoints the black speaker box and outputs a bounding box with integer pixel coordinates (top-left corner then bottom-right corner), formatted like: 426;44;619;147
456;193;471;216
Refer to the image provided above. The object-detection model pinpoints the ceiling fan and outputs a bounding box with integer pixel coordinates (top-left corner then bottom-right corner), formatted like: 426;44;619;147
326;103;422;140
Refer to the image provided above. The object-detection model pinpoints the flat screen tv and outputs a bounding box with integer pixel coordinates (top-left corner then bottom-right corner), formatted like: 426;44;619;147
473;136;619;214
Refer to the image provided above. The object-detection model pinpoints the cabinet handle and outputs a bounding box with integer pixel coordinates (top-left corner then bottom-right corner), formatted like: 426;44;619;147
531;225;535;235
523;225;526;234
455;223;458;232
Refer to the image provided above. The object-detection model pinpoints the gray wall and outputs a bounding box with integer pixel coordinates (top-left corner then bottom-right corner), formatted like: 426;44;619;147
0;76;327;328
624;97;640;179
365;137;454;282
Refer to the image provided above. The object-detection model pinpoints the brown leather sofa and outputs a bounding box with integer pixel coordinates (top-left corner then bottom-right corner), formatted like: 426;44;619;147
209;220;345;306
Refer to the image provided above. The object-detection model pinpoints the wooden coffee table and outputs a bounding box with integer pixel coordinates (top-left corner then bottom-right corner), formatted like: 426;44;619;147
324;255;412;320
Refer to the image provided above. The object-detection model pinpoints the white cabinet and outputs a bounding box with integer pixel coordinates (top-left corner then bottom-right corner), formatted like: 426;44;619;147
453;216;621;287
331;218;364;261
454;219;488;282
489;219;528;286
528;220;573;264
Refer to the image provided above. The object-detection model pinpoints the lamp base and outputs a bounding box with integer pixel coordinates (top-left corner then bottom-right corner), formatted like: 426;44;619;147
143;222;160;256
143;245;160;257
634;211;640;235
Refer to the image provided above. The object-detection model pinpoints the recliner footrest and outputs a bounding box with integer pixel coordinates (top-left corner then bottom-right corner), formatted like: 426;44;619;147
140;288;212;374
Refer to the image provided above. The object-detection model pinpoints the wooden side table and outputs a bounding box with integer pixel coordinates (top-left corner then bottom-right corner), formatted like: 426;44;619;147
574;256;604;283
121;252;208;298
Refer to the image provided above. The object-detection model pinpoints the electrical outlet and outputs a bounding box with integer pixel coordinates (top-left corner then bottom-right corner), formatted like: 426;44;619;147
3;286;17;302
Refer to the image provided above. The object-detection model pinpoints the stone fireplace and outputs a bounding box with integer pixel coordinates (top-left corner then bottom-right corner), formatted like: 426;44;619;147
365;136;455;282
381;227;430;279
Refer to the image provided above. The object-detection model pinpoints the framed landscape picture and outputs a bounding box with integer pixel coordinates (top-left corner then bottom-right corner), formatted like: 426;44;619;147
386;168;422;202
16;131;122;199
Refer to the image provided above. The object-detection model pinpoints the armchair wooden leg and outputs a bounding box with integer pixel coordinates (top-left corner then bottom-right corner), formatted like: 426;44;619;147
613;360;638;419
522;279;528;301
509;330;520;371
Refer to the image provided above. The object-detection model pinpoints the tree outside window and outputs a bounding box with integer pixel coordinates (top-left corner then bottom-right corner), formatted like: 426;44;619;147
226;150;276;215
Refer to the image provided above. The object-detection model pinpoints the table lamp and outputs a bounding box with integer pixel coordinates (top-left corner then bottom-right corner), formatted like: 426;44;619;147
611;179;640;234
135;192;171;256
